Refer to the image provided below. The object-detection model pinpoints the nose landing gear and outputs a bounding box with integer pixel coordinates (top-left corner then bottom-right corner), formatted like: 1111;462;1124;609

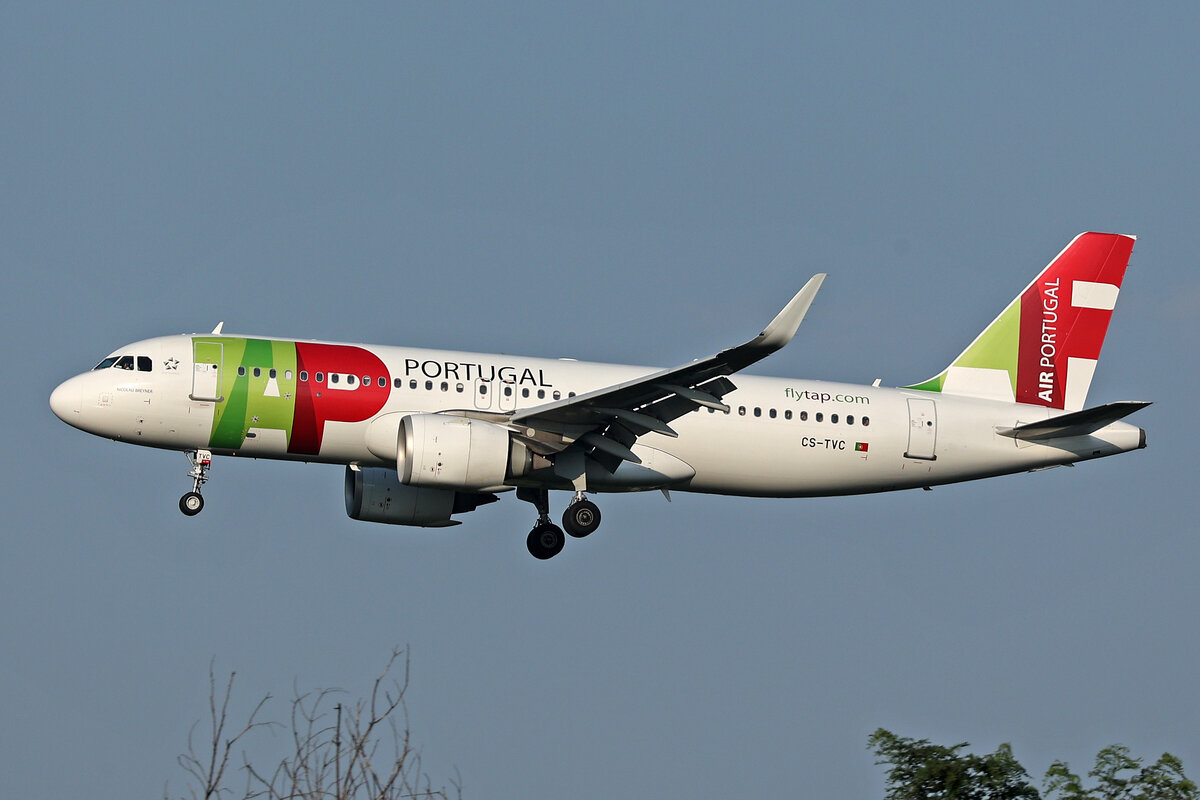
179;449;212;516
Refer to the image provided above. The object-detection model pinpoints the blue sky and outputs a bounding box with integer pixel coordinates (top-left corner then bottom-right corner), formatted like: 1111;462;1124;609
3;4;1198;797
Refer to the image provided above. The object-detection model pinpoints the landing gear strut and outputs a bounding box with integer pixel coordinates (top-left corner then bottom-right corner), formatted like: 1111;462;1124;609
180;449;212;516
517;488;603;559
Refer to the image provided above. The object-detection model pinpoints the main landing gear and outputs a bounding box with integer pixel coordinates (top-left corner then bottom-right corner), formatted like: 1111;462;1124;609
179;449;212;516
517;488;604;560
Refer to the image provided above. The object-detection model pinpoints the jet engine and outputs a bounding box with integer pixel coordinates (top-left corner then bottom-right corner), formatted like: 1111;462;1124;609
344;466;497;527
397;413;531;491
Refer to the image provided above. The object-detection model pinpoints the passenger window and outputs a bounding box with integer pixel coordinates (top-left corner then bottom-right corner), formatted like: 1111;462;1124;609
394;378;402;388
503;386;512;397
300;371;309;382
253;367;262;378
522;388;530;398
347;375;356;386
862;416;870;427
785;410;792;420
479;384;488;395
847;415;854;425
378;377;385;388
553;391;561;400
753;407;762;417
441;382;449;392
800;411;808;421
237;366;247;377
738;406;746;416
831;413;839;424
425;380;433;391
816;412;824;422
569;392;576;397
331;374;340;384
137;356;152;372
537;389;546;399
409;380;417;390
315;372;324;383
285;370;293;381
769;408;777;419
269;368;278;379
363;375;370;385
115;356;135;370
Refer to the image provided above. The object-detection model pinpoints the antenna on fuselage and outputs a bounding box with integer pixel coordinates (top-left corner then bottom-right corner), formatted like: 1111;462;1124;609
211;321;225;334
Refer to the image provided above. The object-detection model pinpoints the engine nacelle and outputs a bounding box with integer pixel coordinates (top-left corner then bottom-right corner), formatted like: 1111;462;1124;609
397;413;529;491
344;466;497;527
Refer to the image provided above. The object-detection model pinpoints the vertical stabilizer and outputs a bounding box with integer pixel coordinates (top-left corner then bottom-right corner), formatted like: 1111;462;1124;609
906;232;1135;410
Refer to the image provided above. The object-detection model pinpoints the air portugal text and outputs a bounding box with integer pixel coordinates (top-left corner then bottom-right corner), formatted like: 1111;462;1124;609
403;358;554;387
1036;278;1060;403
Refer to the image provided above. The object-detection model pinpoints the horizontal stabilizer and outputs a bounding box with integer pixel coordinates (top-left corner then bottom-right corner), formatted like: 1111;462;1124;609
996;401;1150;441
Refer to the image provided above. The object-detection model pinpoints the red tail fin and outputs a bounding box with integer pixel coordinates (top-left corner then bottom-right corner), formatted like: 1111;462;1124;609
1015;232;1134;409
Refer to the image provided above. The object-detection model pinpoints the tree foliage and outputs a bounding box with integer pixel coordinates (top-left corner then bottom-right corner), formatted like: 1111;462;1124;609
871;730;1197;800
168;648;459;800
1044;745;1198;800
869;728;1040;800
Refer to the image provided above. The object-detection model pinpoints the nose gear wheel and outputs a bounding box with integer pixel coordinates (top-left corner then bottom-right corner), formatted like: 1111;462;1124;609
180;450;212;516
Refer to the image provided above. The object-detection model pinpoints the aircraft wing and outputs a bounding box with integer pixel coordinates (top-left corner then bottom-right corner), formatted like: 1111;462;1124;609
508;274;825;469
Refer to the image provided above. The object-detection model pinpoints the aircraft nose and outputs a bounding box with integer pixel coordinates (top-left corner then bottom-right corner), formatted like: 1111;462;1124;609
50;376;82;423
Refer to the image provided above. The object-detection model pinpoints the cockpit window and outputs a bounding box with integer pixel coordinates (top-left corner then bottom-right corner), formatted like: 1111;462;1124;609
114;355;135;370
137;356;152;372
93;356;120;370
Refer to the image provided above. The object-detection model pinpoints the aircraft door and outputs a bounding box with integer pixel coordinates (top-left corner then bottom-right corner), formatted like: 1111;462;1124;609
905;397;937;460
191;341;224;402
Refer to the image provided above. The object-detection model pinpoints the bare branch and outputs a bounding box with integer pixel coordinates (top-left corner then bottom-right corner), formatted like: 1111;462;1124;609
171;647;456;800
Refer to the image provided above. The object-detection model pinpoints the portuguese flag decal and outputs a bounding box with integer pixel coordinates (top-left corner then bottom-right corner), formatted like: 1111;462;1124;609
855;442;869;452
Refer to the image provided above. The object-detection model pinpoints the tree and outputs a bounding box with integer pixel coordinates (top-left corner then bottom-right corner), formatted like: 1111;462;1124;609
868;728;1040;800
870;730;1196;800
1044;745;1198;800
168;647;460;800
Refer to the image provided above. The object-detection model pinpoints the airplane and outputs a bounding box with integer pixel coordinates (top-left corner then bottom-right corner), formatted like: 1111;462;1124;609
50;232;1148;559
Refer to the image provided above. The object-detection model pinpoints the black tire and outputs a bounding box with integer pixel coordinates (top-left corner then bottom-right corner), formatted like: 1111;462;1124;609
562;500;601;538
179;492;204;516
527;523;565;560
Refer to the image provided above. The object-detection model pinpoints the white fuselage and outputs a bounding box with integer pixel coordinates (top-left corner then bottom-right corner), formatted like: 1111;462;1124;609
50;333;1146;498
